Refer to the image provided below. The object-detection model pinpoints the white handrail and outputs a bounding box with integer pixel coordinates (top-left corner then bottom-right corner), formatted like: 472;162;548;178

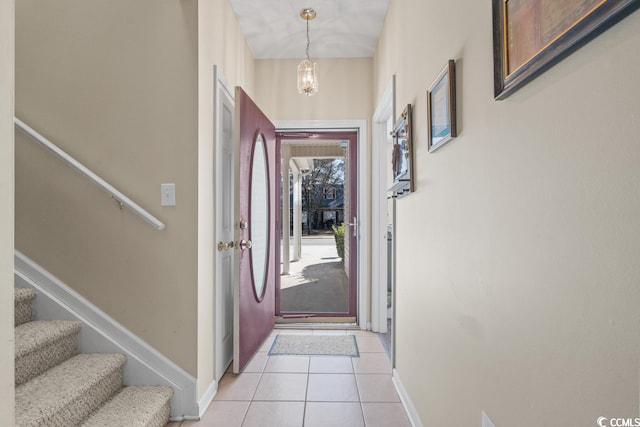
14;117;166;230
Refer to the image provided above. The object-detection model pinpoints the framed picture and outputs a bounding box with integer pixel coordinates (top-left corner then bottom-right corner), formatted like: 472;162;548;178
427;60;457;152
492;0;640;100
387;104;413;198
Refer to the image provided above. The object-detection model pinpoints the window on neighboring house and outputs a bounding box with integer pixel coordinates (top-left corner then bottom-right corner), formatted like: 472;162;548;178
323;187;336;200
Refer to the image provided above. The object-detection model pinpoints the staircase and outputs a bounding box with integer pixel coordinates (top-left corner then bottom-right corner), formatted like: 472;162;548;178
14;288;173;427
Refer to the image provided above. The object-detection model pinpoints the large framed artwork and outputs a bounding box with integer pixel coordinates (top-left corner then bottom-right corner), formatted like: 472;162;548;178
492;0;640;99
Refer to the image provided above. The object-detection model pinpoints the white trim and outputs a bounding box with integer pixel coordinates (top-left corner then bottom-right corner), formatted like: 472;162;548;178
197;379;218;418
392;368;425;427
274;120;369;330
14;250;198;420
372;77;395;123
14;117;165;230
371;76;395;333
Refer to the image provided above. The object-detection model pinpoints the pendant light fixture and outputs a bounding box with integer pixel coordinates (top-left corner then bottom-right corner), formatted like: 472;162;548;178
297;8;319;96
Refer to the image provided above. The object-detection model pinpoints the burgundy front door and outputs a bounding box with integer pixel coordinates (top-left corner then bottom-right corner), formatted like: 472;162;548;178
233;87;277;373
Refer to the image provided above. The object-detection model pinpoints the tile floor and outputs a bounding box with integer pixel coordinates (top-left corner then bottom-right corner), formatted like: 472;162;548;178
167;329;412;427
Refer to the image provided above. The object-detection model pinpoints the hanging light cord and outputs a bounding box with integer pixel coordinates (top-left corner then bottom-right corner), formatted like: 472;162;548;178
305;17;311;61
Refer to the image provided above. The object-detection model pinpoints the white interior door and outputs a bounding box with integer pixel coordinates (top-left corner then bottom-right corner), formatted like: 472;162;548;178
214;66;235;381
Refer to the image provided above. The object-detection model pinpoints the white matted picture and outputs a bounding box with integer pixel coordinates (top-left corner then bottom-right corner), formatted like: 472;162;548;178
427;59;457;152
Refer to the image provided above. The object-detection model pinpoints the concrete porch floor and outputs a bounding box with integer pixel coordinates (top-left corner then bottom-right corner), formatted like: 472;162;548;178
280;236;349;313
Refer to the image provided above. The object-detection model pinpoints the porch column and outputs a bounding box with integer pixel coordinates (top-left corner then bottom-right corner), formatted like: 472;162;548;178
281;146;291;275
292;170;302;261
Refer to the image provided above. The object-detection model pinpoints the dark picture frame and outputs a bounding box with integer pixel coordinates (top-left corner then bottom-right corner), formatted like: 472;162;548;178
387;104;413;198
427;60;457;152
492;0;640;100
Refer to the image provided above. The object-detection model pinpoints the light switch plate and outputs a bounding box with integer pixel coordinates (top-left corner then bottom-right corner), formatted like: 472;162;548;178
161;183;176;206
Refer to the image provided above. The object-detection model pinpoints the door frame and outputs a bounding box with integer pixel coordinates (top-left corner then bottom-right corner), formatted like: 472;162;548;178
274;120;368;329
371;76;395;334
371;76;396;367
276;131;358;318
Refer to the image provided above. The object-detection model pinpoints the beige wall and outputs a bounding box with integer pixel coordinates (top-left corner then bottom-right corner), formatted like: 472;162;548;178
15;0;200;374
375;2;640;426
255;58;373;121
0;0;15;421
197;0;255;399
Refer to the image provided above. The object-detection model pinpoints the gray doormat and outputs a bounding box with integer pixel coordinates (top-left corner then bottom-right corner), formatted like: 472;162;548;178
268;334;360;357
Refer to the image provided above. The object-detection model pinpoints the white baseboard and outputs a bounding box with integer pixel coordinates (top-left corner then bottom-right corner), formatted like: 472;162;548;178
198;379;218;418
392;368;425;427
14;250;198;420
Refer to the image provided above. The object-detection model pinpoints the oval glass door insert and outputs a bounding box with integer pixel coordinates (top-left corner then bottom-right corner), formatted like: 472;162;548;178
250;134;269;301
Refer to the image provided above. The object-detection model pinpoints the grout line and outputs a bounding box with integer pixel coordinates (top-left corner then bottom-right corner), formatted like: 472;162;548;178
302;370;310;426
240;400;250;427
360;398;367;426
248;370;264;403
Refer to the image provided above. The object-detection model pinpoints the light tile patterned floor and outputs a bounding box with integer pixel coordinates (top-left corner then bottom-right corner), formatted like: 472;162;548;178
167;329;412;427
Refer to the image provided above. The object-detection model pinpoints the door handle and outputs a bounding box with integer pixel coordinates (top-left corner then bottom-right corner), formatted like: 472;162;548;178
347;216;358;237
239;239;252;250
217;241;235;251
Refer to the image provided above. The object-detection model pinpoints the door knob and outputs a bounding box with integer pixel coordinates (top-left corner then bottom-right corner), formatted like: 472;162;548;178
239;239;252;250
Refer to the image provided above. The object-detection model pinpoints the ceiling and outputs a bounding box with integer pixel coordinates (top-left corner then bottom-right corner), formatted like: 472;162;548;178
228;0;390;59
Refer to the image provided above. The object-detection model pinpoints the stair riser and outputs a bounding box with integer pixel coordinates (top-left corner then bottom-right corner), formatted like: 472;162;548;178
18;368;124;427
16;334;78;385
15;299;32;326
80;386;173;427
150;403;171;427
81;400;170;427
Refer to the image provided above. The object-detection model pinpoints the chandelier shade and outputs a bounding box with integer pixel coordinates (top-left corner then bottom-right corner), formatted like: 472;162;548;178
297;59;318;96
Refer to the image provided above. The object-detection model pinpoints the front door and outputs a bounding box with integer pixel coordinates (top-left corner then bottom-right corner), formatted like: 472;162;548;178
233;87;277;373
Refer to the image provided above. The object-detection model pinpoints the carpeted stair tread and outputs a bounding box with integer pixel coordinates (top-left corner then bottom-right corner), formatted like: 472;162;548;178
15;320;81;358
81;385;173;427
15;320;82;385
14;288;36;326
15;353;127;427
